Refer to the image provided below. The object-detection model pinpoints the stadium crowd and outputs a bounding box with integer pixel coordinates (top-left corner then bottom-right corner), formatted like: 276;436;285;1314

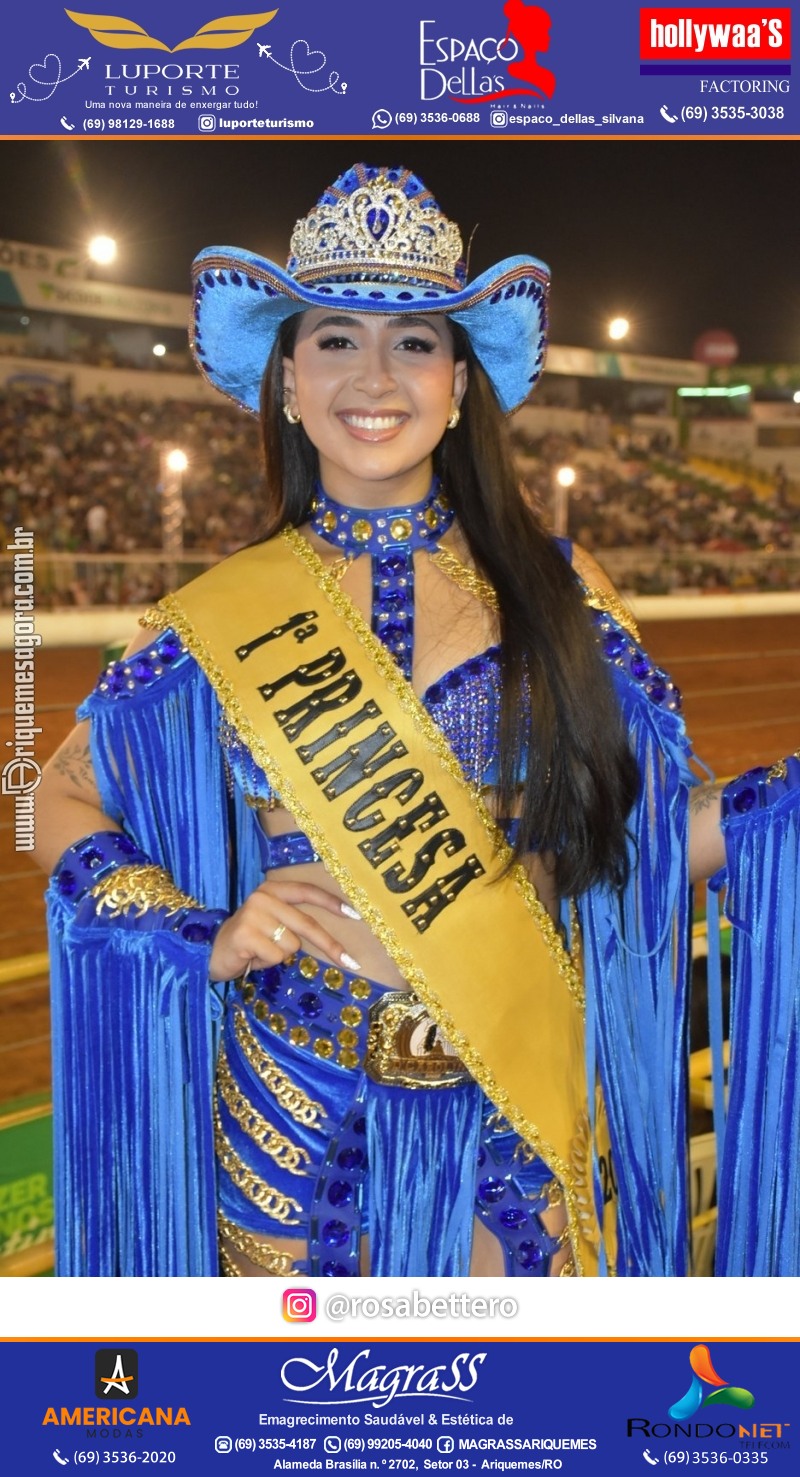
0;386;797;608
0;386;262;607
513;425;798;595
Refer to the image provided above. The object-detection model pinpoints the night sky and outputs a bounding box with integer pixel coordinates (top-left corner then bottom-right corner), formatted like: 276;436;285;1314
0;138;798;363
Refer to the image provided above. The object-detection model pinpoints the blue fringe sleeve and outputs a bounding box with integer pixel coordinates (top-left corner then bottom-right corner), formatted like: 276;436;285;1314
48;893;224;1276
50;647;264;1275
579;677;696;1276
714;762;800;1276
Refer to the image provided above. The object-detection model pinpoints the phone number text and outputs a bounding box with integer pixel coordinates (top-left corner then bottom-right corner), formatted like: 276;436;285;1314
83;118;176;130
393;112;481;124
662;1453;770;1464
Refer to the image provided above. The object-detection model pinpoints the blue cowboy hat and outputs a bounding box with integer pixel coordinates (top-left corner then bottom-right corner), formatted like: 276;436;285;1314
190;162;550;417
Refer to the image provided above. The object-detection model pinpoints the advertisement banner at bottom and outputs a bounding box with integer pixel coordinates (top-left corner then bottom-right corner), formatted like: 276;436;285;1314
0;1337;795;1473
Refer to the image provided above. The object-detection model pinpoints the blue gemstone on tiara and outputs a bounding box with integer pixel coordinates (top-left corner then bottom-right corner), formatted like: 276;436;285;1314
366;206;391;240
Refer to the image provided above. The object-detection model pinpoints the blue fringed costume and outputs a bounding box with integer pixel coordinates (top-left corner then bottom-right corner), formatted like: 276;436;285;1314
46;546;800;1280
43;159;800;1277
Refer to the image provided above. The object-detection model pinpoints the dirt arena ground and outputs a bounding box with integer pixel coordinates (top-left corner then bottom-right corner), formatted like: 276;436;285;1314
2;611;799;1106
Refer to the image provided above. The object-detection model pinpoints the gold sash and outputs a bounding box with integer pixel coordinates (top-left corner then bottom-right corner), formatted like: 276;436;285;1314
146;531;618;1275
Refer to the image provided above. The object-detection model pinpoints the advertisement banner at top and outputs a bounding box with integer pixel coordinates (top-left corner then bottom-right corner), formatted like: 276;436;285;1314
0;0;796;138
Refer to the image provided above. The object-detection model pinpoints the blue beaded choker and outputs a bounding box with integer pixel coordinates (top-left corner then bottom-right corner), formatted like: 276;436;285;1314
309;479;454;678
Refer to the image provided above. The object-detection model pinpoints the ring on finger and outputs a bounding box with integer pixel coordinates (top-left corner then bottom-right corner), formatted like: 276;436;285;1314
271;923;287;946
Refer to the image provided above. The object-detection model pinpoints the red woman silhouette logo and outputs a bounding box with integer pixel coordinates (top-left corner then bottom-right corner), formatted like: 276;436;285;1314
503;1;556;99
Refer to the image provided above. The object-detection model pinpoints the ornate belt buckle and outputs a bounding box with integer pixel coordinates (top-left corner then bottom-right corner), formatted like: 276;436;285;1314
365;992;471;1089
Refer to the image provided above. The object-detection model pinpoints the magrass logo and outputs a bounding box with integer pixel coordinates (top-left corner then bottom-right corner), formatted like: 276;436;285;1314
65;7;278;52
668;1345;755;1421
95;1348;138;1399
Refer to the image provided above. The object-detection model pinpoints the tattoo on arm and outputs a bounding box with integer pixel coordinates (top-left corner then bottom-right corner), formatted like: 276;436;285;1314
51;735;98;795
689;781;725;816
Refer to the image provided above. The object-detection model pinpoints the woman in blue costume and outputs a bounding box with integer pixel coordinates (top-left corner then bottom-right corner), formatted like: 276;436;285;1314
36;164;800;1278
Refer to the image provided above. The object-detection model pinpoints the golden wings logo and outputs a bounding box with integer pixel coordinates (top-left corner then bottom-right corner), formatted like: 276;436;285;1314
65;8;278;51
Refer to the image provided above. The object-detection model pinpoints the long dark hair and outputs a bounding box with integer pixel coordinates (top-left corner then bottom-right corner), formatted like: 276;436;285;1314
257;315;639;897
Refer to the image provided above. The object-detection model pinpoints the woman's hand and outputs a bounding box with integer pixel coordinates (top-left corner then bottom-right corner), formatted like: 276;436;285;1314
209;878;361;982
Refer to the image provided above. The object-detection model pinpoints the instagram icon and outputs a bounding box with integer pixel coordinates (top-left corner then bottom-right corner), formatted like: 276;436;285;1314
283;1288;317;1322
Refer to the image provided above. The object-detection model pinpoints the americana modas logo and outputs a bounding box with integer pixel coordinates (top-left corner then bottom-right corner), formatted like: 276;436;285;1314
95;1348;139;1399
65;8;277;51
668;1345;754;1420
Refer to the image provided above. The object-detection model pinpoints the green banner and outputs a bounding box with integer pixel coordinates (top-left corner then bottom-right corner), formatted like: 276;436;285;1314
0;1103;54;1274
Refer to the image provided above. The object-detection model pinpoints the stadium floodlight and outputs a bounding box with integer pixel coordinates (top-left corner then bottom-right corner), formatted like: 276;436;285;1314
552;465;576;538
88;234;117;266
152;343;167;358
608;317;630;342
162;448;188;590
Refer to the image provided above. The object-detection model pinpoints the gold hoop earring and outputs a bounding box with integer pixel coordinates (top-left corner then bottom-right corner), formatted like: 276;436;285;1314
283;404;301;426
446;406;461;431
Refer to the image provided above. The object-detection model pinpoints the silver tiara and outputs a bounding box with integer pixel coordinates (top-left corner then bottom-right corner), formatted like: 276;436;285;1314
287;169;466;290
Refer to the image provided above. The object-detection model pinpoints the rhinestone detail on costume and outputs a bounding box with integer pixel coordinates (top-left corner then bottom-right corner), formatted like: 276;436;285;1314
310;479;454;681
92;630;190;702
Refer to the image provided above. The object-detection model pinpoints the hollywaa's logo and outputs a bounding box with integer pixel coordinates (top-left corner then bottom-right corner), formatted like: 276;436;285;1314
668;1345;755;1421
65;7;278;51
420;1;556;104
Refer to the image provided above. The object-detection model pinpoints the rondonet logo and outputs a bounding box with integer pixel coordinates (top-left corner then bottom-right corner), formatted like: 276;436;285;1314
640;8;792;61
667;1345;754;1420
65;8;278;51
628;1343;790;1445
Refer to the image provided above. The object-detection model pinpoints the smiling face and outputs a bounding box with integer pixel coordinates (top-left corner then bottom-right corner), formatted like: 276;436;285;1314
282;309;467;507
